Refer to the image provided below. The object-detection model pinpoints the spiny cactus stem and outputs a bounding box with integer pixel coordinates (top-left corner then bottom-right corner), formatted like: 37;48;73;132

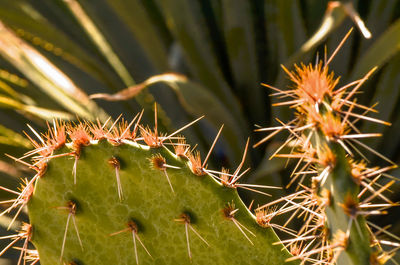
313;129;371;264
252;33;399;262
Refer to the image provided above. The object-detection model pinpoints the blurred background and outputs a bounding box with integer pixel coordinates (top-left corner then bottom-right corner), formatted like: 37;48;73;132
0;0;399;263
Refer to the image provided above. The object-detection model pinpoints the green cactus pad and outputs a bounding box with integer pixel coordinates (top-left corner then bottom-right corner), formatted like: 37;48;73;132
27;137;295;265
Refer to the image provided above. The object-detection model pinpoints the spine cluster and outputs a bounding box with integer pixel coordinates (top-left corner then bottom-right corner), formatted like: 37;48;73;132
255;53;398;264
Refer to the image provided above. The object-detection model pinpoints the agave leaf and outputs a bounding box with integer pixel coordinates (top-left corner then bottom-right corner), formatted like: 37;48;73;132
273;2;374;122
341;1;372;39
265;0;307;71
105;0;169;72
284;1;374;77
361;54;400;157
361;54;400;130
284;2;346;72
0;63;83;114
0;76;53;110
302;0;329;34
91;73;246;161
244;141;294;207
0;124;31;148
0;68;28;88
0;22;108;121
0;96;73;120
324;2;371;77
156;0;246;125
264;1;280;79
65;0;174;129
0;1;124;89
250;141;288;186
63;0;135;86
350;18;400;79
380;112;400;163
358;0;398;54
269;0;330;122
163;78;246;159
221;0;266;124
0;79;23;100
0;67;69;111
276;0;307;61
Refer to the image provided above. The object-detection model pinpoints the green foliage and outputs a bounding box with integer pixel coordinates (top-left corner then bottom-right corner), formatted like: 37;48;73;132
0;0;399;264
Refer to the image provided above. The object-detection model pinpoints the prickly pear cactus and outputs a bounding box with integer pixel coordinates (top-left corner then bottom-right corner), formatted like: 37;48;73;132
3;114;296;265
2;33;398;265
254;33;399;264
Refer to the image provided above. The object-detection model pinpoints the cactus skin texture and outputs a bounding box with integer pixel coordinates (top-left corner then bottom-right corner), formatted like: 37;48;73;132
255;41;398;263
4;116;297;265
